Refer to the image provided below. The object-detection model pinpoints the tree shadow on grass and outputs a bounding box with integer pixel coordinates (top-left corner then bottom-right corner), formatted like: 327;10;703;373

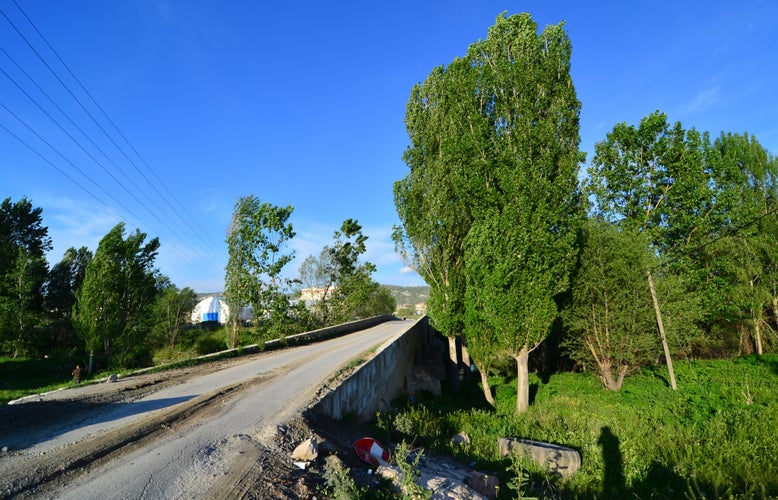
630;460;691;499
595;426;691;499
598;426;626;498
529;383;539;405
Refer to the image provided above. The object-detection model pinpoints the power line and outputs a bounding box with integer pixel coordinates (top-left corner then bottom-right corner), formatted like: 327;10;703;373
0;105;222;281
9;0;225;259
0;61;196;250
0;2;226;283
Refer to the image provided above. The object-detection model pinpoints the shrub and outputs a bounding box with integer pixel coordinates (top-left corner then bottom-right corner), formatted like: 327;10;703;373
195;334;226;355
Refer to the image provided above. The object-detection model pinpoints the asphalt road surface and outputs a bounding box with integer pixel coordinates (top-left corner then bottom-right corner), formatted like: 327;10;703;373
1;319;411;498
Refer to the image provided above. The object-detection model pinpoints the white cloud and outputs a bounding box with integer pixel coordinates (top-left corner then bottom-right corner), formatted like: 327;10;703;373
680;86;721;116
43;197;124;263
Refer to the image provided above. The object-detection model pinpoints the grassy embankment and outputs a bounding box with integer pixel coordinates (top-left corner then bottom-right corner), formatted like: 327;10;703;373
372;355;778;498
5;349;777;498
0;326;234;404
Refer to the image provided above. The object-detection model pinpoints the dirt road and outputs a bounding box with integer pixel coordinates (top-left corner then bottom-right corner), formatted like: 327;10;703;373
0;320;410;498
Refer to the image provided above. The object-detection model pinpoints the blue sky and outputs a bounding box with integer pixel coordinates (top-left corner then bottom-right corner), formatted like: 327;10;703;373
2;1;777;292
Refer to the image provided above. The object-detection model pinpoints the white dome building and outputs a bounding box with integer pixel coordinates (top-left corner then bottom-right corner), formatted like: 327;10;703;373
191;296;253;324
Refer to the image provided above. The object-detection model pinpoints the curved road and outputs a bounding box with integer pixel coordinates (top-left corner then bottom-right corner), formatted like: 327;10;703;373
4;319;411;498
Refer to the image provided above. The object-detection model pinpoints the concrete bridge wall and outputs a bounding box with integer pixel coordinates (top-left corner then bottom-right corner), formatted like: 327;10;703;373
308;316;441;421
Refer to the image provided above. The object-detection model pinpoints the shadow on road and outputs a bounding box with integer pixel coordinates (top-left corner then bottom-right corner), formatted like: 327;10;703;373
0;395;196;450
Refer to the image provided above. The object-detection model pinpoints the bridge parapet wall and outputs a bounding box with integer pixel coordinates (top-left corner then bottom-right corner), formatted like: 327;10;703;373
308;316;441;421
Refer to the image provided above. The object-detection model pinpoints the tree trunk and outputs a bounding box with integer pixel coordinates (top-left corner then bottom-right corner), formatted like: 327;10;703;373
772;297;778;326
447;336;460;392
479;366;496;407
754;315;764;356
515;346;530;413
88;350;94;375
229;316;239;349
460;338;472;381
600;362;628;391
600;361;616;390
647;270;677;390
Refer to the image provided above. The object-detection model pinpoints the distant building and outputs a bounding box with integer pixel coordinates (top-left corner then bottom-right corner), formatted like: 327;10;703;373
299;286;336;307
190;295;252;324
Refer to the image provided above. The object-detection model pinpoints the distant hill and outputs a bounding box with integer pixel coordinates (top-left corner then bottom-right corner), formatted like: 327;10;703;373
382;284;430;306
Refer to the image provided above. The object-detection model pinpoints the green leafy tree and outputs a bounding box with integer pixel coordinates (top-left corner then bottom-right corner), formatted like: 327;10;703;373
301;219;390;325
327;220;387;323
697;133;778;355
299;251;333;292
74;223;160;372
358;285;396;319
590;117;778;367
460;14;582;413
4;248;48;357
587;112;712;389
0;197;51;357
394;16;512;390
563;220;658;390
298;247;337;327
151;282;197;348
224;196;296;346
395;14;582;409
44;246;92;351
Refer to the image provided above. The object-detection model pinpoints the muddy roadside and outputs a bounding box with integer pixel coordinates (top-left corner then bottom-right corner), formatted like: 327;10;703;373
0;356;385;498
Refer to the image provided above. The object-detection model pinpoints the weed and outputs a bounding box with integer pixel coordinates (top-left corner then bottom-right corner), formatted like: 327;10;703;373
394;441;432;500
506;453;538;500
327;357;365;384
373;356;778;498
323;455;365;500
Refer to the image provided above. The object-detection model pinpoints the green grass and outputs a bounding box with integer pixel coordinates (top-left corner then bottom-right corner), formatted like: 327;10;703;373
0;355;113;404
374;355;778;499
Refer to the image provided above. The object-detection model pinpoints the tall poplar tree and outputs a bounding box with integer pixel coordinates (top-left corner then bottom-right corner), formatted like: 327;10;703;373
224;196;296;346
0;197;52;357
395;13;582;410
394;50;485;389
75;223;160;372
463;14;582;412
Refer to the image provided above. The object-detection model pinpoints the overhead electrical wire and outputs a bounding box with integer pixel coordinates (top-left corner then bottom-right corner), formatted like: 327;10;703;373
0;100;220;279
0;2;225;283
8;0;225;259
0;43;192;234
1;3;225;261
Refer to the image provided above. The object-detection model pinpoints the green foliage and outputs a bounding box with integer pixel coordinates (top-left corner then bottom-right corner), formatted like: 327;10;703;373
460;13;582;413
322;455;366;500
299;219;388;327
43;246;92;352
588;114;778;360
0;197;52;358
391;405;443;447
195;333;227;355
562;220;658;390
73;222;160;370
506;452;540;500
150;284;198;349
394;441;433;500
395;12;582;410
376;356;778;498
225;196;296;347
